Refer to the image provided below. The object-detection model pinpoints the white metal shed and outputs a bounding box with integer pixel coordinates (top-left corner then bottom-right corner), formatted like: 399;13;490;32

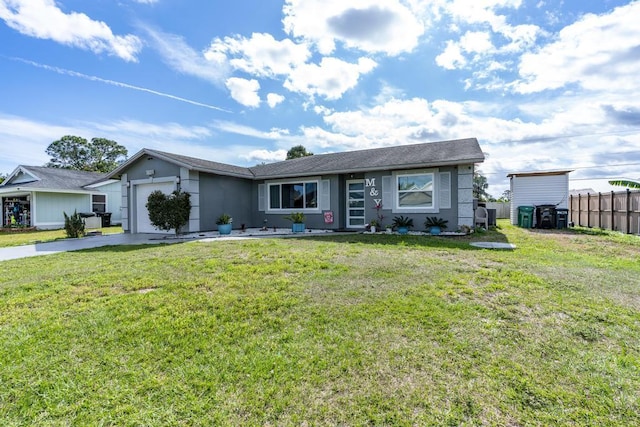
507;170;573;225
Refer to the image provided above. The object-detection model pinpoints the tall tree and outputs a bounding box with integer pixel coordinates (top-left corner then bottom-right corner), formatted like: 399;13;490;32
473;170;491;201
46;135;91;170
45;135;128;172
286;145;313;159
89;138;129;173
0;173;6;184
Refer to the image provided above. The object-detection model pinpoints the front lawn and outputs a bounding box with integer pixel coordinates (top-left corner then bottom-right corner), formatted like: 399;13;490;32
1;222;639;425
0;226;123;248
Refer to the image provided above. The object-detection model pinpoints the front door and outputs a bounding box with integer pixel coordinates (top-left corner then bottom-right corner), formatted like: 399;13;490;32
346;180;365;228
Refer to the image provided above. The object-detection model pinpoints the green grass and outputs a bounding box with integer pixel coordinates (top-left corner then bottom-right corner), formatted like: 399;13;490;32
0;226;123;248
1;220;639;425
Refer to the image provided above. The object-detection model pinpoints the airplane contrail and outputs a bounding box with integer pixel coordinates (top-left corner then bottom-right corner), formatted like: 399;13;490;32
7;56;232;113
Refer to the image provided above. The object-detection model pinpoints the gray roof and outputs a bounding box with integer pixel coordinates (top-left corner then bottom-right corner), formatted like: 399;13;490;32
250;138;484;178
106;138;484;181
0;166;107;191
106;148;255;179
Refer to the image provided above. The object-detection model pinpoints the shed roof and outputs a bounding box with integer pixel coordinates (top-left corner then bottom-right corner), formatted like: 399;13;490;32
507;169;573;178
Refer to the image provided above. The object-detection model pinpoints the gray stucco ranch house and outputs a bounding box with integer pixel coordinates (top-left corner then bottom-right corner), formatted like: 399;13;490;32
1;166;122;230
105;138;485;234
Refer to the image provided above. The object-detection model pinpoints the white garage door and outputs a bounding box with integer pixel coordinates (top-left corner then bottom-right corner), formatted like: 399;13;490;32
135;182;175;233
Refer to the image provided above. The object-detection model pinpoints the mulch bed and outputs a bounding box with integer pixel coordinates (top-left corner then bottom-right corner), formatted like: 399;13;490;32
0;227;37;233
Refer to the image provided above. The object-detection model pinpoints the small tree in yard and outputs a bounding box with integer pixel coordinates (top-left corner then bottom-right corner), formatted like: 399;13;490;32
146;190;191;235
63;210;85;238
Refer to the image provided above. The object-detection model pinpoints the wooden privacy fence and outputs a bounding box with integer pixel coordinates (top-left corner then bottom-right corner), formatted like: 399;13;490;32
569;190;640;234
485;202;511;219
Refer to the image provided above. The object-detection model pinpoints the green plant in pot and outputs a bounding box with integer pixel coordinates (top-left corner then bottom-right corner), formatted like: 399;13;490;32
216;213;233;235
424;216;448;235
284;212;305;232
392;215;413;235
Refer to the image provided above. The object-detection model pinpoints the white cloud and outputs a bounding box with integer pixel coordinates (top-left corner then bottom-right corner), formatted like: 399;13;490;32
0;114;216;173
442;0;524;29
284;56;377;100
514;2;640;94
93;120;212;141
459;31;493;54
225;77;261;107
206;31;377;102
282;0;424;56
0;0;141;61
435;41;466;70
313;105;333;116
266;93;285;108
207;32;310;77
213;121;293;141
241;149;288;163
432;0;542;79
143;26;230;86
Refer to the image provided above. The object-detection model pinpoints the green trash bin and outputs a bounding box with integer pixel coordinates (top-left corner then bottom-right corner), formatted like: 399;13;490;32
518;206;534;228
556;208;568;228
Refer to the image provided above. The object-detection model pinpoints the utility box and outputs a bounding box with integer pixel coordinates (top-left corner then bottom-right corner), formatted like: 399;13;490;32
83;216;101;229
518;206;534;228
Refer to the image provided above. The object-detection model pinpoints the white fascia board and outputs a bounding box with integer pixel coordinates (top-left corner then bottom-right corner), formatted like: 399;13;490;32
0;187;93;195
84;179;119;189
2;166;40;186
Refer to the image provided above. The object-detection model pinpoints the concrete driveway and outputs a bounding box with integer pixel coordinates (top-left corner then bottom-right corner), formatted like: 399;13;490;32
0;228;338;261
0;233;173;261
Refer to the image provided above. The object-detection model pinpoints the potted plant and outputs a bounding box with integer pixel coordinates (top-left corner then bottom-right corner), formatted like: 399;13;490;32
424;216;448;235
284;212;305;232
216;213;233;235
385;224;393;234
392;215;413;235
369;219;379;233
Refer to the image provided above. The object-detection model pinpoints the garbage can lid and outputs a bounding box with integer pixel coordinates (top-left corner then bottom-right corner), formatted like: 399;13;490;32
518;206;535;211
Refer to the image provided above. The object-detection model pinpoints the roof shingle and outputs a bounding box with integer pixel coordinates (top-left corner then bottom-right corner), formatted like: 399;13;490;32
249;138;484;178
106;138;484;181
1;166;106;191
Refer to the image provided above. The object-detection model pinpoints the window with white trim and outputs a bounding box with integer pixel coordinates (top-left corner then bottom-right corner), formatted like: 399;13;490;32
92;194;106;213
268;181;318;210
396;172;434;209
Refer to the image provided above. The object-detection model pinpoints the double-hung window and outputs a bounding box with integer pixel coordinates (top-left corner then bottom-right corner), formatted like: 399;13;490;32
395;172;434;211
92;194;106;213
268;181;318;210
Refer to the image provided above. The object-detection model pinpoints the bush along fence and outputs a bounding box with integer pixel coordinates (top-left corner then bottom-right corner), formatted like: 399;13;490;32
569;189;640;235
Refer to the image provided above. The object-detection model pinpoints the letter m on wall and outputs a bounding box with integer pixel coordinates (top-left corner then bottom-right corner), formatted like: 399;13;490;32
365;178;376;187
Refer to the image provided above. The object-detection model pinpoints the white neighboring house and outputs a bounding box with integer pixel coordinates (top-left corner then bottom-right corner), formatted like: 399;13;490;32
507;170;573;226
0;166;122;229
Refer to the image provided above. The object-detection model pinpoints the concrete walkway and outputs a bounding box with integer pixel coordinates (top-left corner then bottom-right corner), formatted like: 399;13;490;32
0;228;337;261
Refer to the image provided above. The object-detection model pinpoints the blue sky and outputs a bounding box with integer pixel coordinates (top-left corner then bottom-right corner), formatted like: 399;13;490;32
1;0;639;197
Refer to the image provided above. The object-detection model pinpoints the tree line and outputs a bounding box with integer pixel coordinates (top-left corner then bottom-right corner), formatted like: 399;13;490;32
45;135;128;173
